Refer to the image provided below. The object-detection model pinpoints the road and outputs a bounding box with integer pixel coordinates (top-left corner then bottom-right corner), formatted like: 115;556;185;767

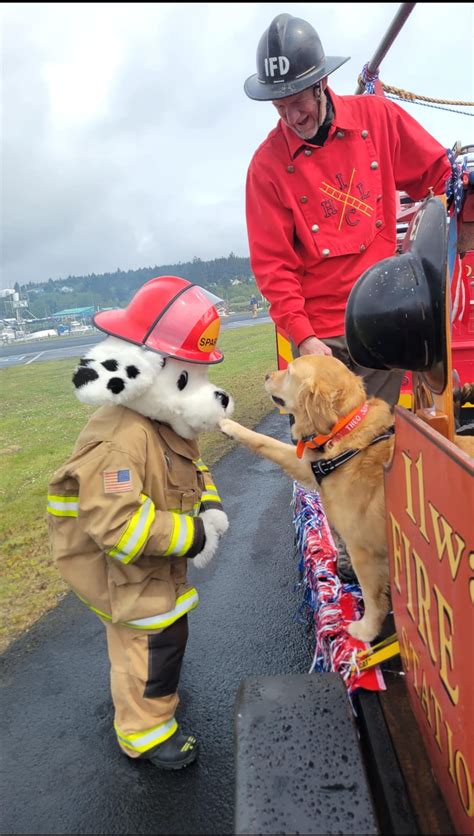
0;409;313;836
0;313;272;368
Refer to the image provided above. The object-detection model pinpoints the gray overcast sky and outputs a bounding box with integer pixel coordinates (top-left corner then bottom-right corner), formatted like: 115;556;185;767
1;2;473;290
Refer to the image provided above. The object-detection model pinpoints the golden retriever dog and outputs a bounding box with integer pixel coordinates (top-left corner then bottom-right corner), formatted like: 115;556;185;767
220;355;395;643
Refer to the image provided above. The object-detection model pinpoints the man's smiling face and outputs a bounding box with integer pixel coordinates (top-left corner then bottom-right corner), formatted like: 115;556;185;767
272;82;327;140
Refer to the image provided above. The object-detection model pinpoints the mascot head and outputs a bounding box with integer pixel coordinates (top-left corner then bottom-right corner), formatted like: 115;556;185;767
72;276;234;439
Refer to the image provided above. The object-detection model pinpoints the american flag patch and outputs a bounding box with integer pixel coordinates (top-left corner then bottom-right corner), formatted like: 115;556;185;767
103;469;133;493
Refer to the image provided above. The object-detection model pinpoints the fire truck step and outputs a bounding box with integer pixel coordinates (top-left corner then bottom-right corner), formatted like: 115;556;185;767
234;673;378;835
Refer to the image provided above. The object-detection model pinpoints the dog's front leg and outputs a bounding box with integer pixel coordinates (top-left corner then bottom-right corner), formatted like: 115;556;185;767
219;418;312;485
345;545;390;642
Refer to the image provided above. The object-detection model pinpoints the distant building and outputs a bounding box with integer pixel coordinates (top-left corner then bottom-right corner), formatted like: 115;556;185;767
51;306;95;319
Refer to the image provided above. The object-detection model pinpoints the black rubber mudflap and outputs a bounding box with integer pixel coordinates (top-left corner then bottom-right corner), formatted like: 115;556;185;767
234;673;379;835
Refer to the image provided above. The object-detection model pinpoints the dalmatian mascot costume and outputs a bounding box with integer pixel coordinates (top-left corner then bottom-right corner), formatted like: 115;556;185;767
47;276;233;770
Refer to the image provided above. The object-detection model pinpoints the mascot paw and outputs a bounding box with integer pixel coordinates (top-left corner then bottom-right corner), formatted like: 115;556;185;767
192;520;220;570
199;509;229;537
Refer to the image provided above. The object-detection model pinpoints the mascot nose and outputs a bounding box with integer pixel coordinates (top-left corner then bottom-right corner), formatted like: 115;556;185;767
215;390;230;410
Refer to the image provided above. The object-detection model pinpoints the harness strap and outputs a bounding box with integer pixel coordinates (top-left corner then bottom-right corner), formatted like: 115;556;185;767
310;428;395;486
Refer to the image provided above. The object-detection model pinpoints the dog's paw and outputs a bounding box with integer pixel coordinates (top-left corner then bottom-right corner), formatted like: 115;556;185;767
347;618;379;644
218;418;238;438
192;520;220;570
199;508;229;537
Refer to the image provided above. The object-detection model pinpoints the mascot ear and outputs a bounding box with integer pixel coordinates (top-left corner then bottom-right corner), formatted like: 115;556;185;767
72;336;164;407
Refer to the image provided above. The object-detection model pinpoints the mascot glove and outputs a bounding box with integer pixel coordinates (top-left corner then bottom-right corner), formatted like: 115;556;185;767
192;512;229;570
199;508;229;537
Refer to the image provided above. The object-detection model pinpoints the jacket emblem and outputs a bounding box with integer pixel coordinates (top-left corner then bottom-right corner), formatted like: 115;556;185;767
103;469;133;493
319;168;373;229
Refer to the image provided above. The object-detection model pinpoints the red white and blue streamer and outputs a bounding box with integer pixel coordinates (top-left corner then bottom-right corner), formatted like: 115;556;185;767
293;482;385;693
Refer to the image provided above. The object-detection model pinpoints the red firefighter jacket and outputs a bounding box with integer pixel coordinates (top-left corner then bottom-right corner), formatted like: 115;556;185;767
246;88;451;345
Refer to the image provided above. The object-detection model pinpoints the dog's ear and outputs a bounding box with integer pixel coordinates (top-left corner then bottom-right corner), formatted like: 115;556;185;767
298;377;339;434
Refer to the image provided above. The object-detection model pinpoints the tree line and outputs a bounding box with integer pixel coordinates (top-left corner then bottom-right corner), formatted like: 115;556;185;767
18;253;255;319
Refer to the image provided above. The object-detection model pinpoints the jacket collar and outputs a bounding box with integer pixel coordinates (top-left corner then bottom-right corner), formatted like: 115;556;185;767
154;422;200;460
281;87;359;159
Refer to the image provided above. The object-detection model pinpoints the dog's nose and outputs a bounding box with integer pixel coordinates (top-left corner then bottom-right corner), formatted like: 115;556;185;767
215;390;230;410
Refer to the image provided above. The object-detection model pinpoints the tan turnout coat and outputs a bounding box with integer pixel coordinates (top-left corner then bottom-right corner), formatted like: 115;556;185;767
47;405;222;631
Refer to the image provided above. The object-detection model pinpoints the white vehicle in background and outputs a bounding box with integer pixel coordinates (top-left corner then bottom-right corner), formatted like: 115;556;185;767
25;329;58;340
69;320;93;334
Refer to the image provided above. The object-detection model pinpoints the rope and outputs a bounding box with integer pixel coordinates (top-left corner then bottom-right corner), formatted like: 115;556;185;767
357;68;474;106
381;83;474;107
384;95;474;118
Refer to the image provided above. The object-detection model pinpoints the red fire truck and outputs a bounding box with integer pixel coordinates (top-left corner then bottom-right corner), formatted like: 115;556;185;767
235;6;473;835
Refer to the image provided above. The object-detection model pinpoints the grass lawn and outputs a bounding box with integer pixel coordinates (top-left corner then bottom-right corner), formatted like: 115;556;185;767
0;324;279;652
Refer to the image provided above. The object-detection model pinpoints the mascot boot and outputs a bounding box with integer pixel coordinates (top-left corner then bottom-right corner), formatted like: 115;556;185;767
47;276;234;769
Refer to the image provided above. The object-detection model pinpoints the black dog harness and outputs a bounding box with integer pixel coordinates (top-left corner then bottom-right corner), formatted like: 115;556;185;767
310;427;395;486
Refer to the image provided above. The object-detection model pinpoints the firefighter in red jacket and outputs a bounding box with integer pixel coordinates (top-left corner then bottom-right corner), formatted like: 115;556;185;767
244;12;452;409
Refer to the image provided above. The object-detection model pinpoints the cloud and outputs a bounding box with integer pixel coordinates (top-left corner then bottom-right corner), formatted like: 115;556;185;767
1;2;473;288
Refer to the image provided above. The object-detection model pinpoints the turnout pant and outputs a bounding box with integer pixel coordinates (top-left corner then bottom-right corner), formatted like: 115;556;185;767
105;615;189;758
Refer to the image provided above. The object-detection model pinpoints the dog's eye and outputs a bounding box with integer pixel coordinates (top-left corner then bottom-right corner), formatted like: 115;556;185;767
177;371;188;391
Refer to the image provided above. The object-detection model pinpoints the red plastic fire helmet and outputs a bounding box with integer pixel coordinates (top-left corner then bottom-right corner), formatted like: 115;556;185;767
93;276;224;364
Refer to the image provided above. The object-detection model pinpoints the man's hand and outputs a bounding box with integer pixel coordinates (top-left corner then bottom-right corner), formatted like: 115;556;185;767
298;336;332;356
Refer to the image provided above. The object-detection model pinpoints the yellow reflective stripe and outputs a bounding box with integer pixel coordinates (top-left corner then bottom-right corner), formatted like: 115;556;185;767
115;717;178;753
168;503;201;517
193;458;209;472
47;494;79;517
163;512;181;556
179;516;194;555
126;588;199;630
200;490;221;504
75;592;112;622
74;588;198;630
107;494;155;564
48;494;79;503
163;513;194;557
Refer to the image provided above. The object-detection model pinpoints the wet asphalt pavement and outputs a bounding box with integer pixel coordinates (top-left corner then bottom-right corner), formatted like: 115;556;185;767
0;411;313;836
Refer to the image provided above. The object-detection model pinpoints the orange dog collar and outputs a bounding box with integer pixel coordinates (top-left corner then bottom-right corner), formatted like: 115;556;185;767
296;403;369;459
